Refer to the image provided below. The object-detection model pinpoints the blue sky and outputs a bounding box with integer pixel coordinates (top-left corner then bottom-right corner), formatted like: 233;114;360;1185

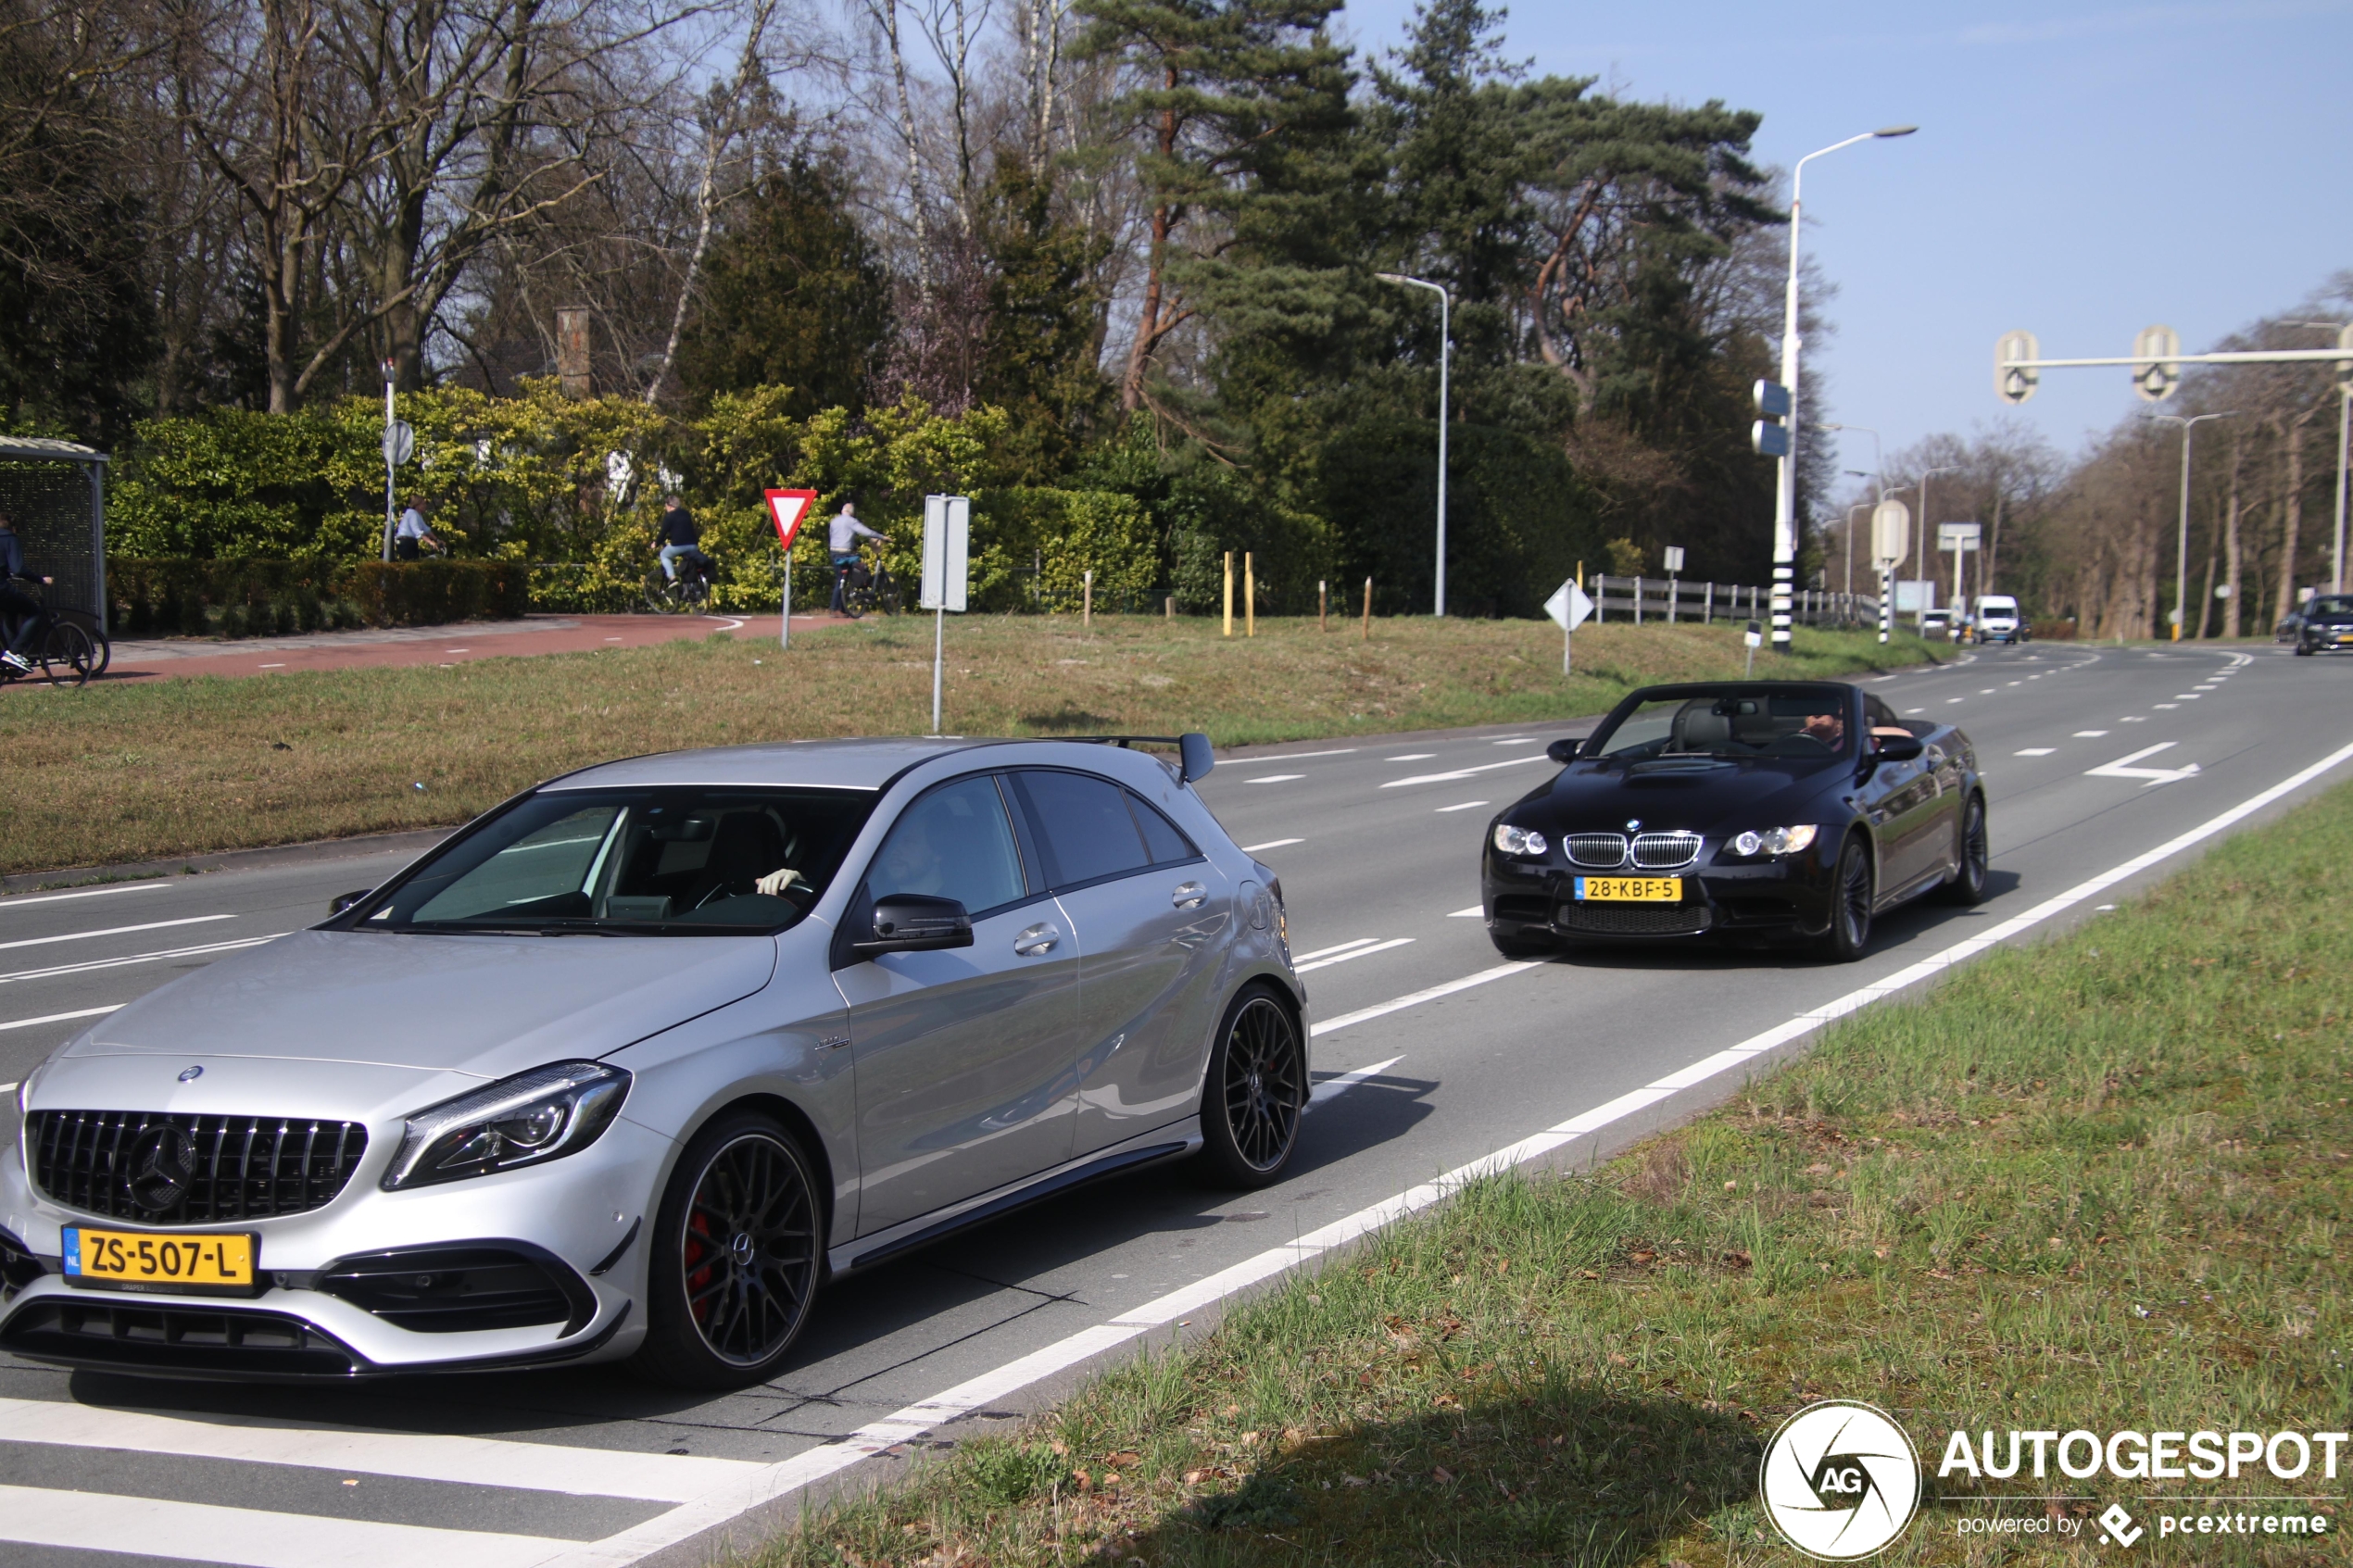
1333;0;2353;477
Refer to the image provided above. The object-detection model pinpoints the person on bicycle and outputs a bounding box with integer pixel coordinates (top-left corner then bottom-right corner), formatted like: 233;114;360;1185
393;497;441;559
657;495;709;582
827;502;887;613
0;510;56;676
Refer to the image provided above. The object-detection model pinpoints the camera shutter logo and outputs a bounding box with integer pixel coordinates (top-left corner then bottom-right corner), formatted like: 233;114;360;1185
1758;1400;1922;1560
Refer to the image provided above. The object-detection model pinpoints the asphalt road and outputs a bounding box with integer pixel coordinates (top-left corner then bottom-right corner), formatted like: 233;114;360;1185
2;642;2347;1568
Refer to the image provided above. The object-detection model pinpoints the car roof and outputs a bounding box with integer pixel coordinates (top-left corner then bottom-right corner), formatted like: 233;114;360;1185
1618;680;1859;703
545;737;988;792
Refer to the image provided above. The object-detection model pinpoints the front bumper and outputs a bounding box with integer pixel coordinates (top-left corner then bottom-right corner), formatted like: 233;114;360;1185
2299;631;2353;653
0;1112;671;1380
1481;844;1840;941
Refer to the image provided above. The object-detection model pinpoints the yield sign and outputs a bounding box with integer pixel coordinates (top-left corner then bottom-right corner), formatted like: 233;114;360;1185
2086;741;2200;786
1544;581;1594;632
763;488;817;548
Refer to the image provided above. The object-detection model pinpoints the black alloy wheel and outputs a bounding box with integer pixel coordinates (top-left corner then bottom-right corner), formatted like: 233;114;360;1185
635;1112;822;1388
1940;794;1990;906
1197;987;1305;1186
1818;834;1874;963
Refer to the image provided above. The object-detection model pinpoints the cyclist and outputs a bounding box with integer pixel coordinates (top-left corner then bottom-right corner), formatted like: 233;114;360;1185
827;502;888;613
0;509;56;677
392;497;441;559
657;494;709;582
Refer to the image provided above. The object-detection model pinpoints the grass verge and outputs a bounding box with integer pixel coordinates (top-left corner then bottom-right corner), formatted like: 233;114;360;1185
0;616;1933;877
750;778;2353;1566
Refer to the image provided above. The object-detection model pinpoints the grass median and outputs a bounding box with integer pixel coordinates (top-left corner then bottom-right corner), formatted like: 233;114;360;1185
751;777;2353;1567
0;616;1931;878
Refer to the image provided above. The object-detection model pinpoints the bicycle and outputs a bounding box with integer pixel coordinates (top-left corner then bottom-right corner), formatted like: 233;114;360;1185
1;585;95;688
837;547;900;619
643;550;714;615
57;608;111;677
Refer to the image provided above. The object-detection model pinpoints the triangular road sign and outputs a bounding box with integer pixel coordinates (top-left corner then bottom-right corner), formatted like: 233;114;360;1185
1544;581;1593;632
764;488;817;548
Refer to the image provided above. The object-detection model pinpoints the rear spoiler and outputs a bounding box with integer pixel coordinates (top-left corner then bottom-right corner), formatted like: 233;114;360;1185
1063;733;1215;784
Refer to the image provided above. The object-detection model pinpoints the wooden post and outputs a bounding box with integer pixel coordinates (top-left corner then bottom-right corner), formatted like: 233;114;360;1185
1083;569;1093;630
1361;576;1372;640
1704;581;1714;622
1634;575;1643;626
1165;595;1174;618
1593;573;1604;624
1244;553;1255;637
1223;552;1234;636
1319;579;1327;633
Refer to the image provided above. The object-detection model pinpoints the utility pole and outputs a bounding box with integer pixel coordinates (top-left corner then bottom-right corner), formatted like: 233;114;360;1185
1376;272;1452;616
2149;412;2235;641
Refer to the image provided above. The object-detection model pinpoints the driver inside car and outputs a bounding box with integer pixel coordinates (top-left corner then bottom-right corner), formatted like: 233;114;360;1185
1799;710;1845;747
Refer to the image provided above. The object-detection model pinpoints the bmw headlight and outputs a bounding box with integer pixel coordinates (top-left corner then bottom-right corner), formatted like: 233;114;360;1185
1491;823;1549;857
382;1061;630;1191
1731;825;1818;858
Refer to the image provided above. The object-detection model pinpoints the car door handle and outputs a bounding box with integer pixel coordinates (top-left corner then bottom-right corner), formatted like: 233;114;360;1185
1171;881;1208;909
1013;922;1060;957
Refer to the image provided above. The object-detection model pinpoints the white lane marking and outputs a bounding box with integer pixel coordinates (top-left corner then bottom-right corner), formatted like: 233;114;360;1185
1446;905;1483;918
1244;774;1304;784
445;648;471;654
1226;748;1357;766
2120;715;2147;722
1387;754;1435;761
1239;838;1302;853
1381;754;1551;789
1296;937;1415;973
2155;703;2180;709
1905;708;1926;714
2014;748;2056;757
1979;688;1995;695
2174;693;2202;700
0;883;169;909
1491;736;1534;745
0;914;236;954
0;1004;123;1034
2088;742;2200;785
1311;961;1537;1035
520;736;2353;1568
0;935;283;986
1946;697;1965;704
1291;937;1380;964
1434;800;1489;813
258;662;286;669
1309;1055;1404;1107
0;1483;567;1568
2073;730;2109;737
0;1398;761;1503
2007;681;2021;686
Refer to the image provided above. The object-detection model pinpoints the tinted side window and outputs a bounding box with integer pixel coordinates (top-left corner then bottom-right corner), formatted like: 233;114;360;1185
1129;792;1198;864
1017;771;1151;887
871;775;1028;915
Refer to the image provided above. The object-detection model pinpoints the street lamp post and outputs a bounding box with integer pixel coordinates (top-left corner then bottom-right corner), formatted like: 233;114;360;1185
2284;321;2352;594
2149;411;2235;640
1377;272;1452;616
1773;126;1916;650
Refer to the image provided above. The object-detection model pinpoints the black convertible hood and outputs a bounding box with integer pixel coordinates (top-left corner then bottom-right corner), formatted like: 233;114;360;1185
1513;759;1842;835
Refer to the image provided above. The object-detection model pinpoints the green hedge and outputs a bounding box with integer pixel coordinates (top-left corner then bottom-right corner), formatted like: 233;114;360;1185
109;558;531;638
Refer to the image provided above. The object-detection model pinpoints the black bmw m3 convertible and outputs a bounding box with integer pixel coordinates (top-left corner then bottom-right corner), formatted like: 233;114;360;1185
1481;681;1987;962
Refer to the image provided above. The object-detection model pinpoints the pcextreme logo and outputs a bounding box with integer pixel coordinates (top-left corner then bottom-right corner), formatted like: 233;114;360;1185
1759;1400;1924;1561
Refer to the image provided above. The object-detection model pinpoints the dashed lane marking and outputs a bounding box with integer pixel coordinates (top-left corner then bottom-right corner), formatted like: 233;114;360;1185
0;1004;124;1034
0;883;170;909
1434;801;1489;813
1296;938;1416;973
0;914;236;954
1239;838;1303;852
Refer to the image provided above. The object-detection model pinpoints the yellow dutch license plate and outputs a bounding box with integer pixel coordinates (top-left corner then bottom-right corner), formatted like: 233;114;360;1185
1576;876;1682;903
64;1226;258;1294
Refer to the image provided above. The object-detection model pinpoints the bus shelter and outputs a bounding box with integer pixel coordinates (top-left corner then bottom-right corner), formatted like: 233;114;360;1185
0;438;109;633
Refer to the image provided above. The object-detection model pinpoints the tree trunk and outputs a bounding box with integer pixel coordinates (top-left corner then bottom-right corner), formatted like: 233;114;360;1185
2196;549;2215;638
2271;408;2315;626
2222;434;2244;638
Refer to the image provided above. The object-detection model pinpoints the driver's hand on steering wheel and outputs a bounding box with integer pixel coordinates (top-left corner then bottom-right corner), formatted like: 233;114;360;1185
754;868;807;897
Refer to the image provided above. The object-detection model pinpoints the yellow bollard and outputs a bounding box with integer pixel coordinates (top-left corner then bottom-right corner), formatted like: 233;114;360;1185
1223;552;1234;636
1245;553;1255;637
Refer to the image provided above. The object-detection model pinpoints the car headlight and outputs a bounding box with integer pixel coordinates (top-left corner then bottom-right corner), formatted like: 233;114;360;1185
382;1061;630;1191
1731;825;1818;858
1491;823;1549;857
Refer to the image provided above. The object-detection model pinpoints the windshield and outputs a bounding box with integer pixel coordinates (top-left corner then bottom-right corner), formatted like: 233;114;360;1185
1978;598;2017;615
354;786;877;935
1586;688;1855;761
2307;596;2353;619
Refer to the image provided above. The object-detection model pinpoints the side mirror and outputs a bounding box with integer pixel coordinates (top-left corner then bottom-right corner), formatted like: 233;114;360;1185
1546;737;1581;763
329;888;373;917
855;894;973;957
1873;733;1925;763
1179;732;1214;784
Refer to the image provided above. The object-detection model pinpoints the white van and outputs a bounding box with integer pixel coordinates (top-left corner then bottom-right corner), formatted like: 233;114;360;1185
1975;594;2025;645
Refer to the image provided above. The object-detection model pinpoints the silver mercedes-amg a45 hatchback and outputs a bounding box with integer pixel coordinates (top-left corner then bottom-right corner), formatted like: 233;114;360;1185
0;734;1306;1387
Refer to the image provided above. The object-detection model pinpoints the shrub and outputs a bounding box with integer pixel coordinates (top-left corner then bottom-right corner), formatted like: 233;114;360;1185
108;558;529;637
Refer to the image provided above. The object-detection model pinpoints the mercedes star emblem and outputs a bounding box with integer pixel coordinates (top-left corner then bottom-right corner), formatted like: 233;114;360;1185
178;1065;204;1083
129;1125;200;1215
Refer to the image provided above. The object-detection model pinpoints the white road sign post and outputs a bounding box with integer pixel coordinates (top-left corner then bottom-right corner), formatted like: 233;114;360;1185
1743;619;1763;678
922;495;971;734
379;359;413;561
1543;579;1593;674
1939;522;1981;630
1871;497;1910;645
763;488;816;649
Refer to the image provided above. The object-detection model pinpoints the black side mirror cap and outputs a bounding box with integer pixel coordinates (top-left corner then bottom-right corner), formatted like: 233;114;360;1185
1546;737;1581;763
1179;732;1214;783
1873;733;1925;762
329;888;373;917
855;894;974;957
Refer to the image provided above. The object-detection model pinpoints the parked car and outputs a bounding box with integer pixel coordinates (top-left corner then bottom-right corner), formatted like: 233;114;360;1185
2292;593;2353;655
0;734;1308;1386
1480;682;1987;963
1973;595;2027;645
1918;609;1954;640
